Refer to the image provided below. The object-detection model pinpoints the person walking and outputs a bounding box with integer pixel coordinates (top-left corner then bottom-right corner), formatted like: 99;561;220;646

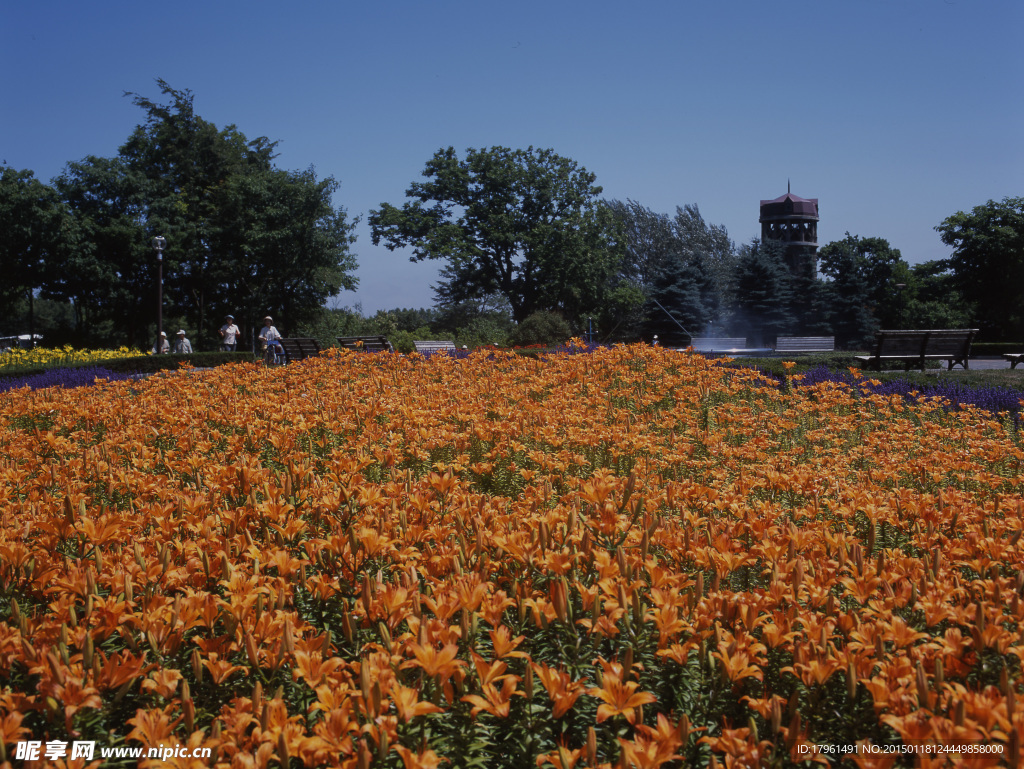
173;330;193;354
153;331;170;354
219;314;240;351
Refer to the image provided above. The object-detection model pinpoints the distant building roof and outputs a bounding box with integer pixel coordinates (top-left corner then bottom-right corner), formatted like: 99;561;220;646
759;191;819;220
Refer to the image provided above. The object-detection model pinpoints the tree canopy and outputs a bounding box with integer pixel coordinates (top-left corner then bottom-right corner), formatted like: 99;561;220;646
644;256;712;345
605;200;734;343
0;167;77;340
732;239;793;347
369;146;623;324
937;196;1024;340
39;80;358;347
817;234;909;347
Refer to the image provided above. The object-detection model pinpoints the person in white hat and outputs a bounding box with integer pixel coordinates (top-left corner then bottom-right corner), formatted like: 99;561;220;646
258;316;283;363
219;314;240;351
153;331;170;354
173;330;193;354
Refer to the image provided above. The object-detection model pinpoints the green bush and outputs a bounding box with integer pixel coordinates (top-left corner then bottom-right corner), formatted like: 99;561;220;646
511;311;573;347
455;314;514;349
389;327;436;354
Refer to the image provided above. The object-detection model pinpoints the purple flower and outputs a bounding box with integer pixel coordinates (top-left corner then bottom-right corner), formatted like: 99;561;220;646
793;365;1023;419
0;366;138;394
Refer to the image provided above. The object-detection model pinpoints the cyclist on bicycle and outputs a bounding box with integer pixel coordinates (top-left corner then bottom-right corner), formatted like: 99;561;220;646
259;316;284;363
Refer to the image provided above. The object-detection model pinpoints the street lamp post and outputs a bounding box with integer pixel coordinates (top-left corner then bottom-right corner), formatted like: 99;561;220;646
152;236;167;351
895;283;906;329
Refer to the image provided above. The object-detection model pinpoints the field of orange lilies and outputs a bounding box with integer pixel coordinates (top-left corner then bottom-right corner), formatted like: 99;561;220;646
0;344;1021;768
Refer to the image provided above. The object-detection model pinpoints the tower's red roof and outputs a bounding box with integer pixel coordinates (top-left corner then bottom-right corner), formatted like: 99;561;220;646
759;192;818;219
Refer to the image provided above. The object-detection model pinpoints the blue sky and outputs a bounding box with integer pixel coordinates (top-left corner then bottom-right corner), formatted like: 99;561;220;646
3;0;1021;315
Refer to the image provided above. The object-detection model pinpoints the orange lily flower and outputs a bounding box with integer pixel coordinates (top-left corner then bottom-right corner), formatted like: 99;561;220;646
489;625;528;659
391;683;444;722
619;713;686;768
532;662;586;718
461;675;521;718
589;659;656;724
394;745;447;769
402;642;466;680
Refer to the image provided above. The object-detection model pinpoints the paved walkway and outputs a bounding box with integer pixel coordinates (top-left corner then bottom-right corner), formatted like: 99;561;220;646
962;357;1014;370
874;357;1016;373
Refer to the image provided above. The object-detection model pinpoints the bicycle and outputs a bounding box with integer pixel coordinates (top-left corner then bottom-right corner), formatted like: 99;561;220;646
261;340;284;366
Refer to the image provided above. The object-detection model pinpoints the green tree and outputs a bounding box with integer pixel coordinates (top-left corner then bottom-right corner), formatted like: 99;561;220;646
369;146;623;324
644;257;714;346
432;261;515;330
606;199;734;342
126;82;358;342
119;82;272;341
53;156;152;345
731;239;793;347
454;312;515;349
215;166;358;340
671;203;736;312
900;260;972;329
605;199;678;287
0;167;77;343
54;80;358;348
818;234;909;347
510;310;573;347
936;196;1024;340
603;199;673;341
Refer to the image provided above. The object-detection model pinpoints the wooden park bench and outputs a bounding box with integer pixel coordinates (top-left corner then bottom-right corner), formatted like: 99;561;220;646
855;329;978;371
1004;352;1024;370
775;336;835;354
278;337;322;363
413;340;457;355
689;337;746;352
336;335;393;353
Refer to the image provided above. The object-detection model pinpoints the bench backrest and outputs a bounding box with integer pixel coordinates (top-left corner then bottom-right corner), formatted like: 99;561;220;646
337;336;393;353
872;329;976;358
922;329;977;357
775;336;835;353
689;337;746;351
278;337;322;362
872;331;929;357
413;340;457;354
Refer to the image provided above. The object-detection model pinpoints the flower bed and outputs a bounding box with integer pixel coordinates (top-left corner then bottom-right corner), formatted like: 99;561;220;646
0;366;142;394
796;365;1024;424
0;345;144;374
0;345;1021;766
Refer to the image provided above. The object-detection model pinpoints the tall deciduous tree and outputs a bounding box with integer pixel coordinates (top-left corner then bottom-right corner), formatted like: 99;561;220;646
53;156;150;343
818;233;909;347
369;146;623;324
55;80;358;347
936;196;1024;340
0;167;77;342
605;199;678;288
212;166;358;338
901;260;973;329
126;81;357;341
